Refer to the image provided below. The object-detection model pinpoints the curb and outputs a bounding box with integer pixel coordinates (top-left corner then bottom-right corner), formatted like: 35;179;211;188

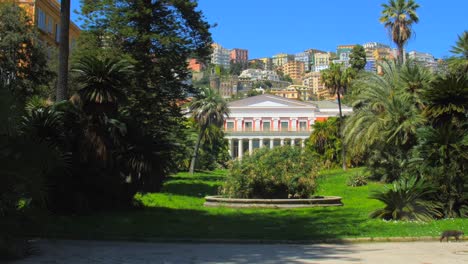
29;235;467;245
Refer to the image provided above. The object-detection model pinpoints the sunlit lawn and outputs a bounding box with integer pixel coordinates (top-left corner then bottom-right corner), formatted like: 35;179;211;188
43;168;467;241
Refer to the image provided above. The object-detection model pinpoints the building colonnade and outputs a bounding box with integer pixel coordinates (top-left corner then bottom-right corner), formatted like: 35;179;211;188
227;137;308;159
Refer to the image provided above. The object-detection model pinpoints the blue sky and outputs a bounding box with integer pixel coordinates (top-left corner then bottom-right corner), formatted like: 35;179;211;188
71;0;467;59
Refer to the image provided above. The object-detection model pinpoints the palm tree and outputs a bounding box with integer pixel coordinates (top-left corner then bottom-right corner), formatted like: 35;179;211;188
321;63;353;170
189;87;229;174
344;61;426;181
448;31;468;73
56;0;71;101
380;0;420;64
71;55;134;116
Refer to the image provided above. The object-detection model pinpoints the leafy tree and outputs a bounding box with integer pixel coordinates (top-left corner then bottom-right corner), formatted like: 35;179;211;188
349;45;367;71
0;3;53;103
380;0;420;64
229;61;244;76
81;0;213;188
189;87;229;174
415;73;468;217
57;0;71;101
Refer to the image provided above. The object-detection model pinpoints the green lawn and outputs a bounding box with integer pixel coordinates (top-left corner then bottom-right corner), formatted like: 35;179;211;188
42;168;467;241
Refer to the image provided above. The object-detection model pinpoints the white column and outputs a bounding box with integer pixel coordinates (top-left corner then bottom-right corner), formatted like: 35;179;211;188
238;139;243;159
301;139;305;148
228;138;234;158
248;139;253;155
273;118;279;131
291;118;297;132
291;139;295;146
270;139;274;149
254;119;261;132
236;118;243;131
259;138;264;148
280;138;285;146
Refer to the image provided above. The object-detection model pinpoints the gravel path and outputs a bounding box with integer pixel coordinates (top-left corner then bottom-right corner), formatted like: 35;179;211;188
8;239;468;264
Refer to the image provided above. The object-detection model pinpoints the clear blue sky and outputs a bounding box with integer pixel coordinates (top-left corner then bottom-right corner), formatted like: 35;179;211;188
71;0;467;59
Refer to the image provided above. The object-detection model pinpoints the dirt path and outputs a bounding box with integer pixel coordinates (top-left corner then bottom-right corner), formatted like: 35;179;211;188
9;239;468;264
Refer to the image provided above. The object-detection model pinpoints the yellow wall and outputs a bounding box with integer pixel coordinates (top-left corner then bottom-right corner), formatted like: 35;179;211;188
3;0;80;50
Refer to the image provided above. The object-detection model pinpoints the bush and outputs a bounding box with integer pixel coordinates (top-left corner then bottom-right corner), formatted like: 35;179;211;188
347;173;368;187
220;146;319;199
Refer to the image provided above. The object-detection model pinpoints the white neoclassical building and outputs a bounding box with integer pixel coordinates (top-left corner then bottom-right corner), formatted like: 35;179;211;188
224;94;352;159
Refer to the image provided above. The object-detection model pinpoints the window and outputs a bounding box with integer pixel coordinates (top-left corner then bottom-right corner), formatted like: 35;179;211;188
244;122;253;132
48;17;54;33
37;9;46;31
226;122;234;132
299;121;308;131
280;121;289;132
263;121;270;132
55;24;60;43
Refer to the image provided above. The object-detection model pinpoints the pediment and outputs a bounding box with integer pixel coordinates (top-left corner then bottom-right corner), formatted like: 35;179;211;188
249;101;288;107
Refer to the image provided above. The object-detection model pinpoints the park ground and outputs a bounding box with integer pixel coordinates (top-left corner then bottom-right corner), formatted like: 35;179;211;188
30;168;467;241
11;239;468;263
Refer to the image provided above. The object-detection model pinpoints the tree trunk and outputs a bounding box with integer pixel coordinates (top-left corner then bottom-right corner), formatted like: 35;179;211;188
56;0;70;101
337;89;347;171
189;124;207;174
397;44;405;65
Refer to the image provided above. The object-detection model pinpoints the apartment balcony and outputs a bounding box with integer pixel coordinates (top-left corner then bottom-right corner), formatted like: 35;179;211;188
225;130;311;138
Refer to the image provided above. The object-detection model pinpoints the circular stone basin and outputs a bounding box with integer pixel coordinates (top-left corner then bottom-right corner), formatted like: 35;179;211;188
204;195;343;208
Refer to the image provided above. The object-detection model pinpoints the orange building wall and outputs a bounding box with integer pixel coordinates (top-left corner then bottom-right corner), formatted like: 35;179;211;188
2;0;80;50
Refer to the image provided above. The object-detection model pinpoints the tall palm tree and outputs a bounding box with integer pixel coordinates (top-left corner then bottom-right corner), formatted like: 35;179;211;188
321;63;352;170
380;0;420;64
56;0;71;101
189;87;229;174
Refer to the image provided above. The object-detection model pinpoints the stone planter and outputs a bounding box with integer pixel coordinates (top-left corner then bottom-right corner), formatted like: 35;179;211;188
204;195;343;208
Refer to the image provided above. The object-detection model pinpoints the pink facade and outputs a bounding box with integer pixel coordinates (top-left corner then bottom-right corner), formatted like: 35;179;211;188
230;48;249;64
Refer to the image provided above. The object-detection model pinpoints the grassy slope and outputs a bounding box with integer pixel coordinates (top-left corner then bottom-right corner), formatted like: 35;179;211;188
45;168;467;241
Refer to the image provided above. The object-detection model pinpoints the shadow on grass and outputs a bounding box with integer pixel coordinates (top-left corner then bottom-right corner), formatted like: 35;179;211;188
161;182;221;197
43;206;369;242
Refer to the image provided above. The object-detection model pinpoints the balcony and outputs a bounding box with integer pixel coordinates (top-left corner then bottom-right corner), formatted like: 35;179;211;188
225;131;311;137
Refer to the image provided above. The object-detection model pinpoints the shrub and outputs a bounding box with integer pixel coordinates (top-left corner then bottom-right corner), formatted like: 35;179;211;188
347;173;368;187
370;176;442;221
220;146;319;199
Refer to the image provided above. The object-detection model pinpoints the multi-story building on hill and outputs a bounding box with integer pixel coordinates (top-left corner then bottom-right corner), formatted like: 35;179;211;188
313;52;331;72
211;43;230;69
272;53;295;68
5;0;81;52
230;48;249;65
281;61;305;81
333;45;355;68
188;58;204;72
408;51;438;71
259;57;273;71
295;52;312;72
239;69;280;82
302;71;330;99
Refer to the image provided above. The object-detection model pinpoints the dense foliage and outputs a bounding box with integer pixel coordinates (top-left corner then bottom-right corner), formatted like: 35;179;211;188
346;33;467;220
220;147;319;199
